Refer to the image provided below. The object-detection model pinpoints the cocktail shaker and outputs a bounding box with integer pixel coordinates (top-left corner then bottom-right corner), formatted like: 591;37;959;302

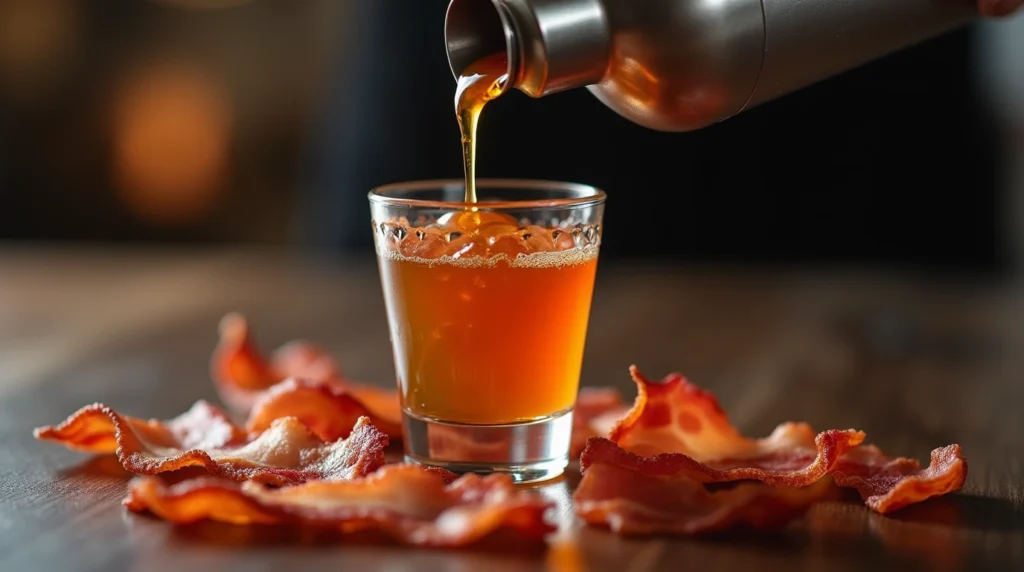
445;0;980;131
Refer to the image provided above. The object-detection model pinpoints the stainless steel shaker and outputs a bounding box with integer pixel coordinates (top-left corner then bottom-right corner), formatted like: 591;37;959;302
444;0;980;131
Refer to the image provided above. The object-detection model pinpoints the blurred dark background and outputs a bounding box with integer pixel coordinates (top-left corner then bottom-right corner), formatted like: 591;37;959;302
1;0;1022;277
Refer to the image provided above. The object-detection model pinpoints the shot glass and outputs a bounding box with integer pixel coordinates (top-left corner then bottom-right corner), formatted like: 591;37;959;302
369;179;605;483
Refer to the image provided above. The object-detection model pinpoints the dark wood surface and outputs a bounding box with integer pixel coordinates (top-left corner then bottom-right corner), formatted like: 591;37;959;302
1;246;1021;571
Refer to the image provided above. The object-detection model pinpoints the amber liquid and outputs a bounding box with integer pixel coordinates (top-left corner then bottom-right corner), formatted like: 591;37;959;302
377;214;599;424
455;53;508;203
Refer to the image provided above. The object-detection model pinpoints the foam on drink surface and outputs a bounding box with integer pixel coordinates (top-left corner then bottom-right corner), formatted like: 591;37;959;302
374;212;600;269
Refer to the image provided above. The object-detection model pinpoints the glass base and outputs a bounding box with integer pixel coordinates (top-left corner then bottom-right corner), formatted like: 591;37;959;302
401;408;573;484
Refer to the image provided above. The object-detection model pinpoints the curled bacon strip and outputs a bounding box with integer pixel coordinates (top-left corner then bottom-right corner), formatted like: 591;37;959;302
581;365;967;530
610;366;865;487
212;313;341;392
833;444;968;514
33;400;244;455
124;464;556;547
35;403;387;486
574;438;838;536
212;314;402;433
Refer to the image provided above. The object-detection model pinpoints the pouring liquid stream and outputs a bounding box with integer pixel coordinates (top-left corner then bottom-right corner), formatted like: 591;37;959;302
454;52;509;205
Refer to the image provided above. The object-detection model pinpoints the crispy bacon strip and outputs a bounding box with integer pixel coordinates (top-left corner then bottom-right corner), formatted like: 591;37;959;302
211;313;401;427
832;444;967;514
212;314;341;390
574;438;838;536
34;400;245;454
247;378;402;441
571;387;629;458
592;365;966;517
124;464;555;547
35;403;387;486
609;366;864;487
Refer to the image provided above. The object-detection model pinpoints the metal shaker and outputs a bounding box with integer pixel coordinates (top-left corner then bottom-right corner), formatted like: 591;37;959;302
445;0;979;131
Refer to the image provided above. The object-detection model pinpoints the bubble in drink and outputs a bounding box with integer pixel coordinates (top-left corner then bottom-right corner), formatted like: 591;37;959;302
478;221;519;242
401;232;447;259
488;233;529;259
388;224;408;245
551;229;576;251
571;226;584;247
520;225;555;253
436;211;464;230
446;233;479;259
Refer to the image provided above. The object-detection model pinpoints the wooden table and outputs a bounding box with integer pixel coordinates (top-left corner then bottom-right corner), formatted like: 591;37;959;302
1;246;1021;571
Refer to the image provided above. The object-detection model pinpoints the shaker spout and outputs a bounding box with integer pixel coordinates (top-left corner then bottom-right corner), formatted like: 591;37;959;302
445;0;611;98
445;0;519;94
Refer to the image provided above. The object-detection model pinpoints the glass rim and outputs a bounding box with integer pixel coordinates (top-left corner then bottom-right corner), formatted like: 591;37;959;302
368;178;606;210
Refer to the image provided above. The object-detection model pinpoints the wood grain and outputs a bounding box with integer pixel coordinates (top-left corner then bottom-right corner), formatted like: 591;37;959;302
1;247;1021;571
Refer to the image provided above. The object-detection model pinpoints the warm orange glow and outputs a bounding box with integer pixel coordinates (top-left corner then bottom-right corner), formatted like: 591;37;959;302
0;0;78;95
545;535;587;572
112;63;232;226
